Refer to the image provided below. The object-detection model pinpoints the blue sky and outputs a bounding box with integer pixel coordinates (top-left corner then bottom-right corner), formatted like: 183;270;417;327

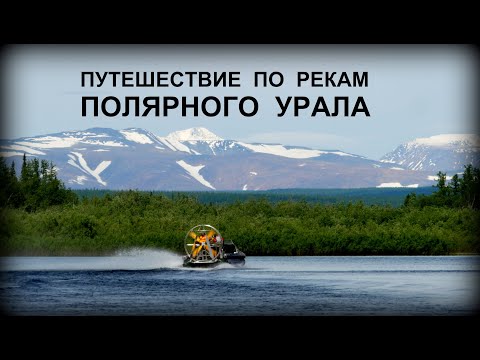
1;44;478;159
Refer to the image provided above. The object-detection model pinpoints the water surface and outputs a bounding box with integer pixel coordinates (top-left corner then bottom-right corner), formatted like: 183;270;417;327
1;250;478;316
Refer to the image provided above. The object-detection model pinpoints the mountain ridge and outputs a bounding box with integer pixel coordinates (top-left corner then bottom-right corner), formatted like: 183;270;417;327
381;133;480;172
1;127;478;190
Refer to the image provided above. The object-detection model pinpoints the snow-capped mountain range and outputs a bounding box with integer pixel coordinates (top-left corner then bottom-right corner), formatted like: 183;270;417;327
381;134;480;172
1;128;478;190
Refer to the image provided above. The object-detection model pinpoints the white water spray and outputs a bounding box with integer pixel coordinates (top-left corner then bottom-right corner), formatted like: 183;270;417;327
0;248;184;271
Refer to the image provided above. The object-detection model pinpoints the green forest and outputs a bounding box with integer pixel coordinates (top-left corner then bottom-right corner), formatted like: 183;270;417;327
1;155;479;256
73;187;438;207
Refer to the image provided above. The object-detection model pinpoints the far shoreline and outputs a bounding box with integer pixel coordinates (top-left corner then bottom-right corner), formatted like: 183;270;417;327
1;250;478;257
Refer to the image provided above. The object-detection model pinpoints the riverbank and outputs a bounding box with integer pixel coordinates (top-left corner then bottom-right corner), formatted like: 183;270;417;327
2;193;478;256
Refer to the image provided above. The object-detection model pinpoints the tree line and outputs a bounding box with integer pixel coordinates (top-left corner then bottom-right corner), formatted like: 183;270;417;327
1;156;478;256
74;187;437;207
404;164;480;209
0;155;78;212
2;189;478;255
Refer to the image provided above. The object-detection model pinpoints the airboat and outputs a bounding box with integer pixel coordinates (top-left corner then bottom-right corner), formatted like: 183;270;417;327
182;224;246;268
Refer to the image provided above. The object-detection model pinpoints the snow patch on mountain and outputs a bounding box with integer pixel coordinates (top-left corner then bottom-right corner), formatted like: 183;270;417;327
69;175;89;185
208;142;217;155
0;144;46;156
17;136;79;149
158;138;197;154
8;128;136;150
237;142;356;159
17;135;127;149
167;127;223;142
84;140;127;147
176;160;216;189
120;129;154;144
68;152;111;186
67;154;86;173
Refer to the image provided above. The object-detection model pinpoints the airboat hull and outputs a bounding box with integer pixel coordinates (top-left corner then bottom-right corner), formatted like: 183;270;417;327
223;253;246;266
182;254;246;268
183;258;222;268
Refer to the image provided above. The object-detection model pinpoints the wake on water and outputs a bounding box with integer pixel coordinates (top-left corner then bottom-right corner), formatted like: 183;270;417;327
0;248;189;271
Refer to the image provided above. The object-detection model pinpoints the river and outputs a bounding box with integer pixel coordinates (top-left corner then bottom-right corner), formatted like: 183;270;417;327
1;250;479;316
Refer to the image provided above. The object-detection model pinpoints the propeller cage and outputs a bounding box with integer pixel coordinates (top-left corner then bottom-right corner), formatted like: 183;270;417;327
196;249;212;261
